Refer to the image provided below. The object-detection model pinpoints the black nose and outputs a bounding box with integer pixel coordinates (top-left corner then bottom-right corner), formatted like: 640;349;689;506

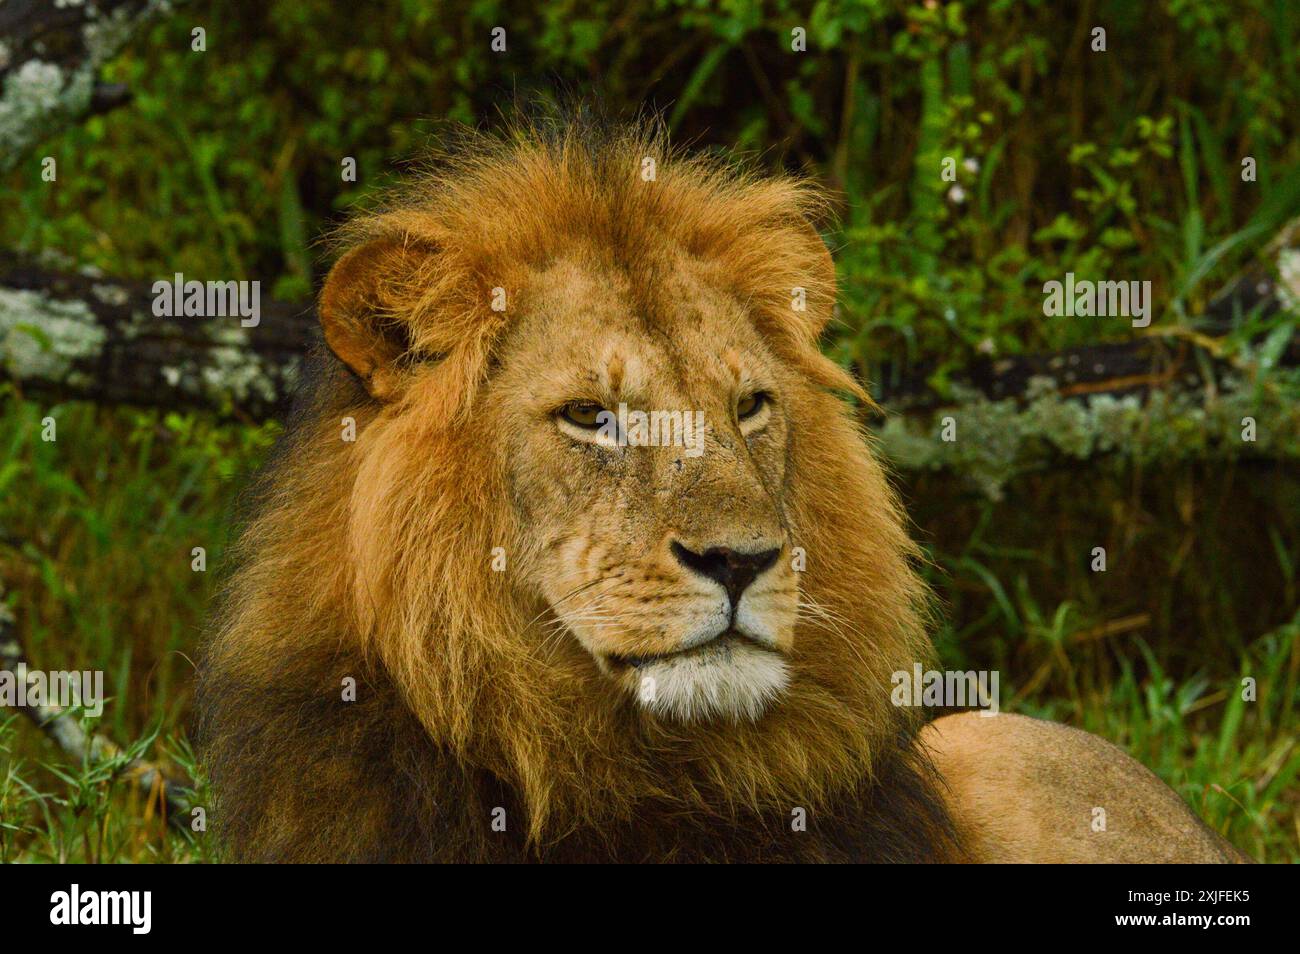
671;541;781;608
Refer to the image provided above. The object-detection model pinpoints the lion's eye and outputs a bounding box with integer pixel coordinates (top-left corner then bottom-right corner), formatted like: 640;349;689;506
736;392;767;420
559;402;607;429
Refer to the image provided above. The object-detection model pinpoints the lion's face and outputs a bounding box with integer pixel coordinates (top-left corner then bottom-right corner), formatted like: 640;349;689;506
494;255;800;722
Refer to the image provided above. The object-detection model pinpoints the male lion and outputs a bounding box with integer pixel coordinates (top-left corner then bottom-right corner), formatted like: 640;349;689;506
197;117;1248;863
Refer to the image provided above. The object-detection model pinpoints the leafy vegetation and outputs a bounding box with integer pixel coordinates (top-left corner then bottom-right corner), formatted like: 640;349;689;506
4;1;1299;379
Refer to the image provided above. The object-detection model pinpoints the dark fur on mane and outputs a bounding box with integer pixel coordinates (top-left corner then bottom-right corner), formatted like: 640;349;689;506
197;596;961;862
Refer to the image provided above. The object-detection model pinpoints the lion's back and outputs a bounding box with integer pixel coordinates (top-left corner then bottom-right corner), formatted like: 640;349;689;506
921;712;1250;863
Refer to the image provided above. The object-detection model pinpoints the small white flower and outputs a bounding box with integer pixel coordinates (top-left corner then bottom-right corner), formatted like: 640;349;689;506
947;184;967;204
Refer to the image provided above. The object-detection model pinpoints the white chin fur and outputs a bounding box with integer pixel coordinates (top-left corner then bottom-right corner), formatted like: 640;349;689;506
631;641;790;723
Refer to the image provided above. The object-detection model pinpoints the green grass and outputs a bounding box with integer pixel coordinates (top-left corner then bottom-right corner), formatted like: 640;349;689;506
1012;621;1300;864
0;714;211;864
0;394;1295;862
0;393;270;863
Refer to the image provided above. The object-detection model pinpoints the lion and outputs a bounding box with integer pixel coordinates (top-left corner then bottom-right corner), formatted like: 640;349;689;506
196;115;1249;863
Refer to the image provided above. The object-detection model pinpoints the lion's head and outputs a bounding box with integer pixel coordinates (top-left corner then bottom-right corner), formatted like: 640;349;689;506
202;116;950;858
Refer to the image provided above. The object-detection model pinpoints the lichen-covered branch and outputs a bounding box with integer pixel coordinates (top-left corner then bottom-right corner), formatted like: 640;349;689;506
0;594;192;827
870;249;1300;497
0;0;173;173
876;370;1300;500
873;270;1300;410
1;252;312;420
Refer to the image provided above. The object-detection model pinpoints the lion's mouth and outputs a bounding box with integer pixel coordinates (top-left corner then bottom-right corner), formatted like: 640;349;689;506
601;630;790;723
605;630;760;671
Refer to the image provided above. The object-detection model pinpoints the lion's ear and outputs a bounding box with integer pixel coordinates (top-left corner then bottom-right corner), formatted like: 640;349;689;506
319;237;436;401
800;220;837;333
777;217;872;407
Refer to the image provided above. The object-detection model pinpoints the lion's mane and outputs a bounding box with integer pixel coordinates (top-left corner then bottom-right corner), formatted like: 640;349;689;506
196;114;963;862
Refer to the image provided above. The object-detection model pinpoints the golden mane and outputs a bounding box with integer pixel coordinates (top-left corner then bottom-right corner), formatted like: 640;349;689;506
197;115;960;862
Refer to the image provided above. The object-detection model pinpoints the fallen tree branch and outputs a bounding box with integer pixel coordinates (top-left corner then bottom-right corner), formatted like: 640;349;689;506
0;595;192;829
1;252;314;421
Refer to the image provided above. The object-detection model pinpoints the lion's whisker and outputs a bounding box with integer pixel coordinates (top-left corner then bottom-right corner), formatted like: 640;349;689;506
528;575;624;628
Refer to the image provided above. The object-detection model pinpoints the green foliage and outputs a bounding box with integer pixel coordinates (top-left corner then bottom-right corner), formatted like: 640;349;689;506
0;392;277;738
3;0;1298;383
0;711;209;863
0;395;273;861
916;462;1300;861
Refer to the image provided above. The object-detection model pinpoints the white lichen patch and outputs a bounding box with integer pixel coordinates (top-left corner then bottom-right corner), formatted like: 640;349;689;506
82;2;152;63
199;345;280;405
206;322;251;348
91;283;130;307
0;60;95;170
1;0;168;172
1;59;69;125
0;288;107;379
153;324;283;407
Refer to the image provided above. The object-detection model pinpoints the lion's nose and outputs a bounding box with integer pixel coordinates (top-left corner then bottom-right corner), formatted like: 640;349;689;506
671;541;781;608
